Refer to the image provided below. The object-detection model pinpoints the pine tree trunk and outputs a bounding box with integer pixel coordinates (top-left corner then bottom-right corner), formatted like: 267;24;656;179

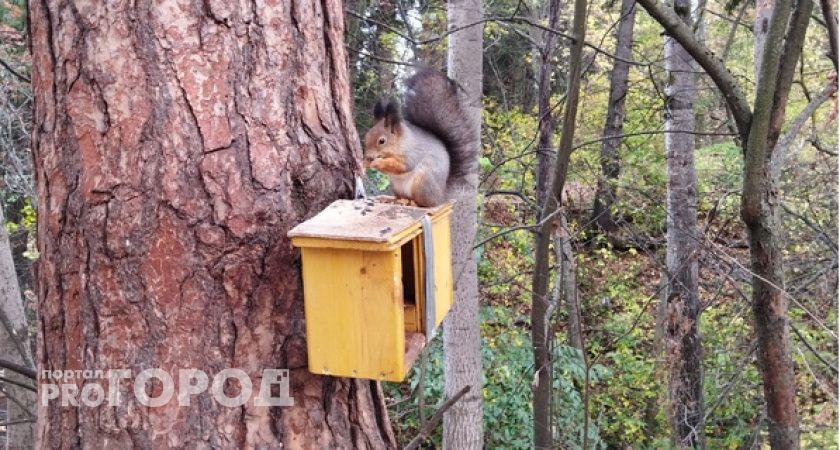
443;0;484;448
663;0;704;447
28;0;395;447
591;0;636;235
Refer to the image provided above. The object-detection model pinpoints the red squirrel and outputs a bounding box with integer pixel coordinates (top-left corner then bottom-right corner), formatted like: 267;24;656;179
362;68;477;207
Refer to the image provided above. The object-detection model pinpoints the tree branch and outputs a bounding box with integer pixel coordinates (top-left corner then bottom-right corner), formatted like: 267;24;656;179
0;419;36;427
347;9;652;67
772;81;837;175
0;58;30;83
741;0;796;220
0;358;37;380
767;0;816;149
403;386;471;450
807;135;838;156
721;2;750;61
0;376;36;393
635;0;753;140
820;0;839;72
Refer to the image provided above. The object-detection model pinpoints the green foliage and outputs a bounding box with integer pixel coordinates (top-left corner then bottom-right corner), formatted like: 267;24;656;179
4;196;37;260
3;195;35;233
480;306;533;448
696;141;743;196
0;0;26;32
386;305;610;449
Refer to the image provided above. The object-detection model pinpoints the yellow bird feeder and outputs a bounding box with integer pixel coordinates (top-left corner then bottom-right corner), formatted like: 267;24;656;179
287;198;454;382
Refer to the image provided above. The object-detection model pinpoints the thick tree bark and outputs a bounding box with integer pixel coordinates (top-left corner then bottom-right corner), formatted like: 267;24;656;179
443;0;484;448
0;206;35;449
662;0;704;447
530;0;587;446
28;0;395;448
591;0;636;235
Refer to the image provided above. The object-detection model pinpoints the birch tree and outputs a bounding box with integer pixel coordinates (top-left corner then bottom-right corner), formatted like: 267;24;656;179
443;0;484;448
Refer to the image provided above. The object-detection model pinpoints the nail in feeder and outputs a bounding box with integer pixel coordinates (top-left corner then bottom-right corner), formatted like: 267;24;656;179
287;198;454;382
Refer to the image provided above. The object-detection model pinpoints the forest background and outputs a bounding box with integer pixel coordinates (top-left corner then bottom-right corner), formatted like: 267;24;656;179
0;0;837;447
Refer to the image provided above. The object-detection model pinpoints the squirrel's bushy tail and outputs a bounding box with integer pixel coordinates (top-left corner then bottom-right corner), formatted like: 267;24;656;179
403;68;478;182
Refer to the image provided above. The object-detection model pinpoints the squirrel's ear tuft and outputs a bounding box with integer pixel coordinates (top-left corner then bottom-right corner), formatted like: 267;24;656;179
373;97;401;134
373;97;389;120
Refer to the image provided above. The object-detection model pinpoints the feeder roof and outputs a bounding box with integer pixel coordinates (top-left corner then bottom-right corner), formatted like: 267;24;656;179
288;199;453;248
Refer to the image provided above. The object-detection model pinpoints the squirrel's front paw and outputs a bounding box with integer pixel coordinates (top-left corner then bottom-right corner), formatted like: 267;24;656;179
369;157;407;175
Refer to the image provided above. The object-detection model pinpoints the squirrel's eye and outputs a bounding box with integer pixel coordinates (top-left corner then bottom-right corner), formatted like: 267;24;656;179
377;137;386;145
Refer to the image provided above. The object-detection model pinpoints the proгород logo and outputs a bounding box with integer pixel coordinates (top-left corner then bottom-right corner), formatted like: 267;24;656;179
40;368;295;408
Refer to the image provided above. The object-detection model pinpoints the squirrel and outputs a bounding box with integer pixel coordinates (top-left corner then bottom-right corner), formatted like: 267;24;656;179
362;68;477;207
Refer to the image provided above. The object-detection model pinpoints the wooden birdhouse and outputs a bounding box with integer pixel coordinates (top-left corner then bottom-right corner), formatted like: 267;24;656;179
287;198;454;382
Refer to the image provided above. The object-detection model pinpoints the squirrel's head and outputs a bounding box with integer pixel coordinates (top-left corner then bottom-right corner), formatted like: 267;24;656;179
363;98;403;169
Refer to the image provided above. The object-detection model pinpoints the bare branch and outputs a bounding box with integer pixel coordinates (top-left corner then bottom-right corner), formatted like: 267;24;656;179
767;0;816;149
741;0;797;220
0;419;36;427
635;0;753;140
403;386;471;450
0;58;30;84
345;46;418;67
0;375;36;392
782;203;839;253
0;384;36;419
808;135;838;156
706;8;753;33
721;2;750;61
790;322;839;375
0;358;37;380
773;81;838;175
573;129;738;150
347;9;653;67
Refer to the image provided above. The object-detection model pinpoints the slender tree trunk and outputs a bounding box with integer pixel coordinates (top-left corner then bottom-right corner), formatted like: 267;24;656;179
663;0;704;447
632;0;814;446
591;0;636;236
443;0;484;448
531;1;561;447
819;0;839;72
0;206;35;449
743;2;813;448
754;0;773;84
28;0;396;447
535;0;561;209
556;214;582;351
530;0;588;446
